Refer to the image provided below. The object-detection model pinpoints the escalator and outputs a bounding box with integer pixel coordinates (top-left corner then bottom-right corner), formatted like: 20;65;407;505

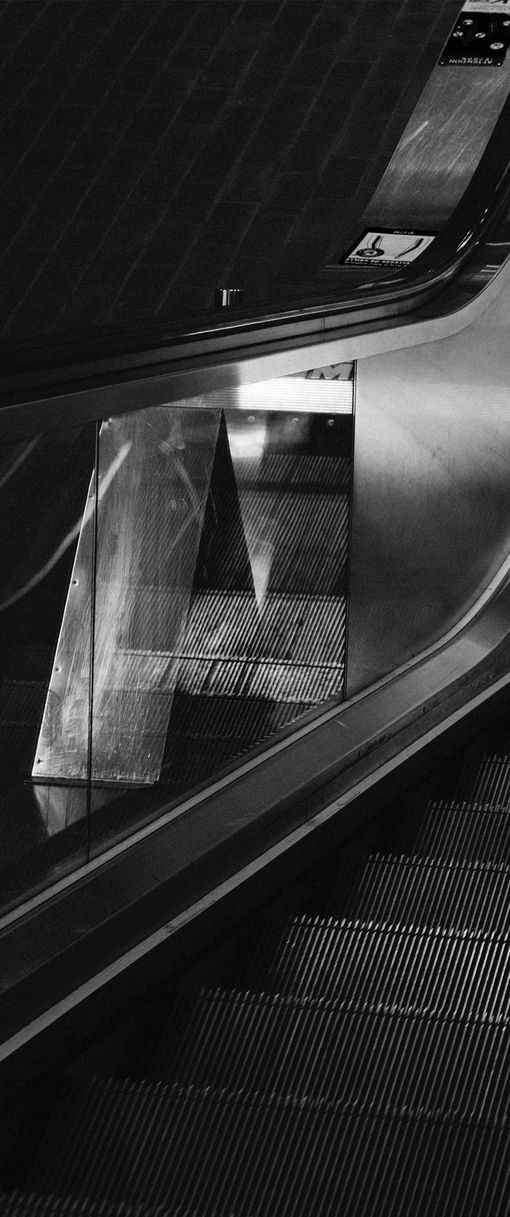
1;697;510;1214
2;63;510;1217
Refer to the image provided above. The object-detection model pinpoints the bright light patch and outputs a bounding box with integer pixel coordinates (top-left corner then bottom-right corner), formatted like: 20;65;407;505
227;422;267;462
235;378;353;414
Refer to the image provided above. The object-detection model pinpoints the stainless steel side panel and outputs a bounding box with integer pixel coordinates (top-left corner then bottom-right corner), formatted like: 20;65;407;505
348;253;510;693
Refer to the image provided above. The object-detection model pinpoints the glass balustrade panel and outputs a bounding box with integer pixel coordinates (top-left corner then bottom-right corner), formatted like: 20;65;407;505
85;371;353;854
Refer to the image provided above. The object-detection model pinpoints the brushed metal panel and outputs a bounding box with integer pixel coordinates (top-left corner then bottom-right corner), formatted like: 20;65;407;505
347;256;510;695
366;64;510;232
35;407;221;784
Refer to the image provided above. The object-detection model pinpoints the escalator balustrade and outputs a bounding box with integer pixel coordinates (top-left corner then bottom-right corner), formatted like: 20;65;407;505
3;724;510;1214
0;399;352;909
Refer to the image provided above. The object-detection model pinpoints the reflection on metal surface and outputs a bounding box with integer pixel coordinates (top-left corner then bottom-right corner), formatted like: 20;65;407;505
227;409;349;611
159;402;352;793
3;70;510;432
234;378;353;414
0;435;39;493
365;65;510;232
348;248;510;695
34;409;221;784
0;441;130;616
324;51;510;271
32;379;353;801
3;191;509;436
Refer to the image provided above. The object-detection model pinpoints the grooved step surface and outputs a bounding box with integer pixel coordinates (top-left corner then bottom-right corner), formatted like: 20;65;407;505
253;915;510;1019
118;589;347;665
169;656;345;702
415;800;510;862
149;985;510;1118
353;854;510;933
165;690;318;742
233;490;349;594
0;1195;166;1217
8;604;510;1215
242;453;352;491
456;753;510;809
28;1076;510;1217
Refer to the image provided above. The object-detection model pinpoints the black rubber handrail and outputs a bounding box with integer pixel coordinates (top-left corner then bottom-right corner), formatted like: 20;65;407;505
1;88;510;404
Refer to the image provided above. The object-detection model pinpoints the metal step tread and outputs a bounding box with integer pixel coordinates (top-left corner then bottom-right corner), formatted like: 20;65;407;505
147;985;510;1119
351;852;510;932
0;1192;167;1216
107;653;345;700
116;588;347;663
29;1076;509;1217
249;914;510;1018
455;752;510;809
241;451;351;490
414;799;510;863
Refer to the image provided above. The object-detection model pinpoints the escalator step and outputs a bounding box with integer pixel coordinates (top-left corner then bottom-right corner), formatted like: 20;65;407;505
28;1076;510;1216
110;649;344;702
121;588;347;662
170;656;344;702
235;489;349;594
160;735;253;787
167;691;315;741
0;1193;167;1215
252;914;510;1018
180;590;347;665
414;800;510;863
161;693;337;784
248;452;351;491
30;1077;173;1206
147;986;510;1119
91;685;325;745
352;854;510;933
455;753;510;809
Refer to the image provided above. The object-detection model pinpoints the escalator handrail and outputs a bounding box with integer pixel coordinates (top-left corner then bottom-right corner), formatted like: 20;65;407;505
1;89;510;411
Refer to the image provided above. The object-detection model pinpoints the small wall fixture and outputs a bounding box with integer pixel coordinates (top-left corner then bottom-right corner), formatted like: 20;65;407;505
214;287;244;308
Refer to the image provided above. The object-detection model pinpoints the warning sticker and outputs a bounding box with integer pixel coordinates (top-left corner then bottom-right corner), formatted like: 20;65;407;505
342;230;436;269
440;1;510;65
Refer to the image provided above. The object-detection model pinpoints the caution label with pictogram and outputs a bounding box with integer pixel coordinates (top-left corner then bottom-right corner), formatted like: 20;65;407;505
341;229;436;269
